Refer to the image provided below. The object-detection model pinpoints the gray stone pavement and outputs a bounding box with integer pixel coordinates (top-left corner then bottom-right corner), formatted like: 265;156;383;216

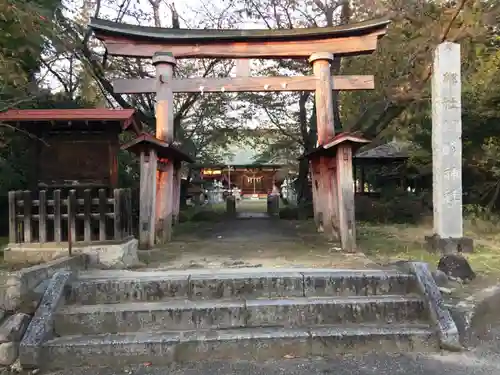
45;349;500;375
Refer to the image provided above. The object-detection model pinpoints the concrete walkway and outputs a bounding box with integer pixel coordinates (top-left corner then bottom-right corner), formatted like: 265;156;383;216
140;217;377;270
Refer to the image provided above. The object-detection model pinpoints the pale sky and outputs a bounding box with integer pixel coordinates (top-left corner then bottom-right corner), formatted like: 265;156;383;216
49;0;312;132
63;0;267;30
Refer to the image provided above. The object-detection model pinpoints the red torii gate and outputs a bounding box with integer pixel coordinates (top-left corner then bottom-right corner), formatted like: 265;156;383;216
89;17;390;251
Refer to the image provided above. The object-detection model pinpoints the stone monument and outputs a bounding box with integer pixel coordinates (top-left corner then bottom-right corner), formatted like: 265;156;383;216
425;42;473;253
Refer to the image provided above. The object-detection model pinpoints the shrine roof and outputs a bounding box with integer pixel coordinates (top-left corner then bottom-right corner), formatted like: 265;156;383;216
0;108;141;133
192;164;285;169
355;141;410;159
89;17;390;44
303;133;371;159
121;133;193;163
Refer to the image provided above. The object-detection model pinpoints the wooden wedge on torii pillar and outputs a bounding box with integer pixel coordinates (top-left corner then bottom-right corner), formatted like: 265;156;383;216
305;133;370;252
121;133;193;249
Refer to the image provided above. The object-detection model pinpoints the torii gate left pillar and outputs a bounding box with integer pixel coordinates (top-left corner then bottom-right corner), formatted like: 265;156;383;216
153;52;176;243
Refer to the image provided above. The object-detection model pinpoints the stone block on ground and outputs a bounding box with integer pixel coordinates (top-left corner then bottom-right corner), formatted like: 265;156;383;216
437;254;476;282
189;271;304;300
0;342;18;366
446;303;472;347
68;268;424;304
443;283;500;348
19;271;72;369
409;262;461;350
432;269;449;287
309;325;437;355
40;324;438;370
81;238;140;269
55;295;428;335
66;273;191;305
302;270;416;297
55;300;248;335
0;313;31;343
16;280;51;315
245;296;426;327
0;255;86;312
425;235;473;254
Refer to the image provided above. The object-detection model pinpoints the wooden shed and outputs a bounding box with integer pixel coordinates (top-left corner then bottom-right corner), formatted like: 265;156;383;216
0;108;141;188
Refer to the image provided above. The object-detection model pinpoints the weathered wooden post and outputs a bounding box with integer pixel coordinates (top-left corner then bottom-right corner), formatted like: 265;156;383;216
172;161;182;224
334;138;369;252
8;191;17;244
122;134;192;249
425;42;473;253
139;148;157;249
153;51;176;243
308;52;339;239
309;162;322;229
305;134;369;251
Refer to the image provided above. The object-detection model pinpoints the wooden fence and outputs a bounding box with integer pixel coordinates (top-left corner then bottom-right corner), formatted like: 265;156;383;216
8;188;132;244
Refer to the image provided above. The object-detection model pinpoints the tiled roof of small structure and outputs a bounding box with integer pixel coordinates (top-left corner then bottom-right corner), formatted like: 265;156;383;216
0;108;141;132
0;108;136;122
355;141;410;159
121;132;193;163
221;143;290;166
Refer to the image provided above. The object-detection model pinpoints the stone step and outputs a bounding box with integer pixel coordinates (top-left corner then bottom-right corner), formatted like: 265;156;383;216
67;268;418;305
41;324;438;370
55;295;427;335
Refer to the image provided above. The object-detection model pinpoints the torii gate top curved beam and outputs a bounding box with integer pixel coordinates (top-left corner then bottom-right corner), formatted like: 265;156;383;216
89;17;390;59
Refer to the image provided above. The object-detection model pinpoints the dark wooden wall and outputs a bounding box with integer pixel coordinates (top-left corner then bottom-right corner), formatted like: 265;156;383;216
37;131;119;187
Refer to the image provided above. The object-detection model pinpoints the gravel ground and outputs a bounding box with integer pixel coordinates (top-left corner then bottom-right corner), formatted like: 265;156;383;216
45;351;500;375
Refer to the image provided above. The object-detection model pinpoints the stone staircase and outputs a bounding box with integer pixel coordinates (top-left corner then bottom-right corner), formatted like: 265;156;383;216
35;268;441;370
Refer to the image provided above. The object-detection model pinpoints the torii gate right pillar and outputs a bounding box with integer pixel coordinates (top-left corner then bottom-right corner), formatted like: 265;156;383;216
309;53;339;241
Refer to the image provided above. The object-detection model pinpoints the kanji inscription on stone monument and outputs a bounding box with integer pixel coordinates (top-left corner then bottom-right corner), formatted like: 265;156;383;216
427;42;473;253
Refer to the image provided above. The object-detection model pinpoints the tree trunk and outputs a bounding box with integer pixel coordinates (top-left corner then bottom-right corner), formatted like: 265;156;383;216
329;0;351;131
297;105;318;203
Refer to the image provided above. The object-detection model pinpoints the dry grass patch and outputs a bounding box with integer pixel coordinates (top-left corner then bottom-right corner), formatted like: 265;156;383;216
358;219;500;277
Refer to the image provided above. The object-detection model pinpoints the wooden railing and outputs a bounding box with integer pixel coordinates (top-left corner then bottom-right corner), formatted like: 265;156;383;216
8;188;132;244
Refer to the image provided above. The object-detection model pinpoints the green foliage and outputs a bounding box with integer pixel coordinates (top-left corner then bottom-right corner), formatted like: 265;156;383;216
0;130;31;195
0;0;59;103
279;204;314;220
279;206;300;220
463;204;500;234
356;189;430;225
